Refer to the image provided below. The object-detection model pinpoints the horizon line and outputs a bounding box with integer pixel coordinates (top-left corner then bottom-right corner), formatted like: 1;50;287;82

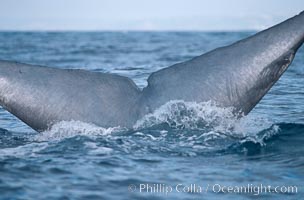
0;29;260;32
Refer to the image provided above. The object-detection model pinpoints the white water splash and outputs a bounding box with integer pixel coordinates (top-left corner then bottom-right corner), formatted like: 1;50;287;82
0;101;278;159
134;100;236;128
134;100;274;138
35;120;124;141
32;101;275;143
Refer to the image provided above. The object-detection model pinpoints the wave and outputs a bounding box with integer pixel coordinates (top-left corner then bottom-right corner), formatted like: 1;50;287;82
32;100;274;142
0;122;302;158
28;101;279;154
2;100;303;158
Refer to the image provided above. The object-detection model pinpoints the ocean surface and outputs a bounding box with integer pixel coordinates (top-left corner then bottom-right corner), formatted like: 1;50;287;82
0;32;303;200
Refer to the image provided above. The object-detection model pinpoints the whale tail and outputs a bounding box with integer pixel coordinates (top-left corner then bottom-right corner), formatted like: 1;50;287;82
0;11;304;132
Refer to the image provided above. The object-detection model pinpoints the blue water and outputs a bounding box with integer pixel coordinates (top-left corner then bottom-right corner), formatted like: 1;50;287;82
0;32;303;200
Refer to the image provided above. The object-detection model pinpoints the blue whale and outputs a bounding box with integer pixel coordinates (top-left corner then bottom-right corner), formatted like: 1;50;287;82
0;11;304;132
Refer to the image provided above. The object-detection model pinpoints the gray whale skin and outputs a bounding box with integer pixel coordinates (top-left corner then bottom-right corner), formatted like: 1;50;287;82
0;11;304;132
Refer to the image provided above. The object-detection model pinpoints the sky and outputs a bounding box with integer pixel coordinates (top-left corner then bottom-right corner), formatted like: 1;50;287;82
0;0;303;31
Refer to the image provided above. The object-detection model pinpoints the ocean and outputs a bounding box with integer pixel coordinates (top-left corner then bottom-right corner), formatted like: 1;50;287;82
0;31;303;199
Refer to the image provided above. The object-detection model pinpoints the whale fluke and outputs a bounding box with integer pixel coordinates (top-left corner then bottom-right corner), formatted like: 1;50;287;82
141;11;304;115
0;11;304;132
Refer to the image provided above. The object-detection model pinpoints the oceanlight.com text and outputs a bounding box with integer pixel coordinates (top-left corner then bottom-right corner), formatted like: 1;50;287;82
128;183;298;196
